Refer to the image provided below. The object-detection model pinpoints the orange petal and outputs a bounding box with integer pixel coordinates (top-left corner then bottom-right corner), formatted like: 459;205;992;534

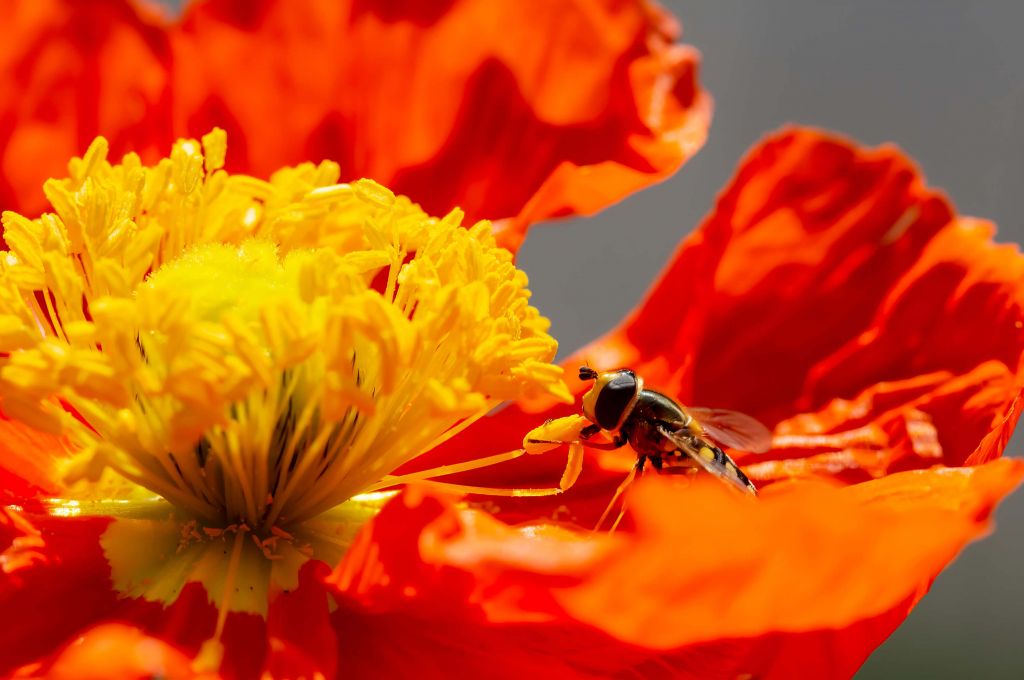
172;0;708;250
40;623;212;680
0;414;71;500
587;129;1020;416
328;465;1022;677
0;0;708;252
563;128;1024;482
417;130;1023;489
0;507;46;577
328;487;632;678
0;0;173;217
561;459;1024;650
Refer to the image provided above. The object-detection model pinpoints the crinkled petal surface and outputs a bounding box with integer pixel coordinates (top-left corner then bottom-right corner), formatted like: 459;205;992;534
327;466;1022;679
597;128;1024;483
419;128;1024;488
418;126;1024;494
0;0;709;250
400;128;1024;675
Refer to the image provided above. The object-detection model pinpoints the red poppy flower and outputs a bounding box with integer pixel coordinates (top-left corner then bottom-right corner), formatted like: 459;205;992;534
2;125;1021;678
0;2;1021;680
0;0;708;253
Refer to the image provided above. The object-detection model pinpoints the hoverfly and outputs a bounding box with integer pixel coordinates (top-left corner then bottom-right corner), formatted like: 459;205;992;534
523;367;771;530
370;367;770;525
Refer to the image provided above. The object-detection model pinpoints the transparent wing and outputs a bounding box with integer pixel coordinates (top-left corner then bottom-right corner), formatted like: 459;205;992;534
656;424;758;495
687;407;772;453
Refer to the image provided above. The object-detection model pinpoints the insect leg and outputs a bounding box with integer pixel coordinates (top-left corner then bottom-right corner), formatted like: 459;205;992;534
578;426;628;451
607;506;628;533
560;440;585;491
606;456;648;533
594;456;645;532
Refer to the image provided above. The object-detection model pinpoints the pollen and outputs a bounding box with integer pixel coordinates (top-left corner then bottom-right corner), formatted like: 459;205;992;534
0;130;570;534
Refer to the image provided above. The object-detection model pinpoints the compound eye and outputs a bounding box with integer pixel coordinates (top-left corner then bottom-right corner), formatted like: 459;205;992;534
594;370;638;430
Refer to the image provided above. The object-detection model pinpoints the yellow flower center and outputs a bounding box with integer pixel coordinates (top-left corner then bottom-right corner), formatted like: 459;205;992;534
0;131;570;637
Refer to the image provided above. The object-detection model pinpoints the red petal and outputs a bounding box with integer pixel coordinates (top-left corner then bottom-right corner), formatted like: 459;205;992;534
0;509;344;679
0;518;224;676
263;561;338;680
0;510;233;677
0;515;118;675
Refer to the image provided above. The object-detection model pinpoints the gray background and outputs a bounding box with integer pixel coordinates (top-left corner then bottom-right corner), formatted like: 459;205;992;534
518;2;1024;678
154;0;1023;676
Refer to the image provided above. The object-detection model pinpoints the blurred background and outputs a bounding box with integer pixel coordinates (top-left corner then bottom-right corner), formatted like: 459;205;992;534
154;0;1023;676
517;2;1024;678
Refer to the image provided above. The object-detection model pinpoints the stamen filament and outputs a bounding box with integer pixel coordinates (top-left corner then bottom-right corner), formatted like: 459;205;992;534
420;481;564;498
269;417;343;522
418;411;489;454
262;395;321;527
102;461;220;522
363;448;530;492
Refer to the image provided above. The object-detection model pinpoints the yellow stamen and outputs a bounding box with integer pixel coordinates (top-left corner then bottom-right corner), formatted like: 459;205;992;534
0;131;574;629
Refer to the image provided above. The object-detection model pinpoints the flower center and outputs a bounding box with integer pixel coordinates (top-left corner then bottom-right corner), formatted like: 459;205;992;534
0;130;570;531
